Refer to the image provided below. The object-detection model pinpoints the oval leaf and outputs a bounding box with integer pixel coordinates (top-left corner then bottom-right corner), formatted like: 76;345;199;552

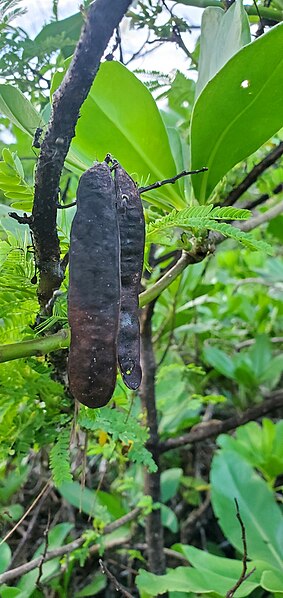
191;23;283;201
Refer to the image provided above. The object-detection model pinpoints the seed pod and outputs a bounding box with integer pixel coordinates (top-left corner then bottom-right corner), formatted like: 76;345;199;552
114;164;145;390
68;162;120;408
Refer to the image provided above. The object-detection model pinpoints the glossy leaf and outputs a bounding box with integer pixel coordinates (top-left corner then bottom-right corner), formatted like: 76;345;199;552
0;542;11;574
161;468;182;503
0;85;42;136
160;504;179;532
51;60;183;209
191;23;283;201
211;450;283;569
202;346;235;379
196;0;251;98
58;480;126;519
261;568;283;593
136;562;258;597
33;11;83;58
17;523;73;595
217;419;283;481
74;573;107;597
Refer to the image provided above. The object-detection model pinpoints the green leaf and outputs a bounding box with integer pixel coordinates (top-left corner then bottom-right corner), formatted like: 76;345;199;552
0;85;43;136
74;573;107;597
17;523;73;596
211;450;283;569
196;0;251;98
34;11;83;58
161;468;182;503
261;569;283;593
203;221;274;254
136;563;258;597
0;542;11;574
202;346;235;379
160;504;179;533
0;588;22;598
58;480;126;520
218;420;283;482
191;23;283;201
248;335;272;379
79;407;157;472
51;61;183;209
49;427;73;487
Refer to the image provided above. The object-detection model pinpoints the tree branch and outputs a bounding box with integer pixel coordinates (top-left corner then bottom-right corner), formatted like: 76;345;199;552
243;182;283;211
0;329;70;363
222;142;283;206
237;201;283;231
159;391;283;452
140;302;167;581
31;0;132;309
0;507;140;584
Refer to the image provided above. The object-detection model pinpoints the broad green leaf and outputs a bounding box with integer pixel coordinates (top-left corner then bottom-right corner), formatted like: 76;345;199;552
248;335;272;379
74;573;107;597
17;523;73;597
211;450;283;569
196;0;251;98
0;542;11;574
0;85;42;136
202;346;235;379
261;569;283;593
136;563;258;596
161;468;182;503
51;61;183;209
33;11;83;58
160;504;179;533
173;544;261;586
191;23;283;201
0;588;22;598
260;354;283;387
58;481;126;519
218;420;283;481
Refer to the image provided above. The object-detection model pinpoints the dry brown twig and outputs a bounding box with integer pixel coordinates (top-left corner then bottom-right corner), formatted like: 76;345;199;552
99;559;135;598
225;499;256;598
0;507;141;584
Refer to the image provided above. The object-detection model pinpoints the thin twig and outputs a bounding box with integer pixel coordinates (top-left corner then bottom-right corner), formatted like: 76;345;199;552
237;201;283;232
9;484;52;567
222;141;283;206
36;511;51;587
139;168;208;194
160;391;283;452
0;508;140;584
0;481;51;547
243;182;283;211
236;336;283;350
225;499;256;598
140;245;210;307
99;559;134;598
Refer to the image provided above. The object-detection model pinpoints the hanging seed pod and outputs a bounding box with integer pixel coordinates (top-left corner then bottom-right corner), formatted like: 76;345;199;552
68;162;120;408
114;164;145;390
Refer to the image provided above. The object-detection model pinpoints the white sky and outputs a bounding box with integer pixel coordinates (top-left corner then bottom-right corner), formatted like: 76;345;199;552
15;0;203;76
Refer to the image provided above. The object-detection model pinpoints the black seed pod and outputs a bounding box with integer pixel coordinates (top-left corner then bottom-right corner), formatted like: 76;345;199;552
68;162;120;408
114;164;145;390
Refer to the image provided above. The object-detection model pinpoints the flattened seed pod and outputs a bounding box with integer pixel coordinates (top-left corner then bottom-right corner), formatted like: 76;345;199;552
114;164;145;390
68;162;120;408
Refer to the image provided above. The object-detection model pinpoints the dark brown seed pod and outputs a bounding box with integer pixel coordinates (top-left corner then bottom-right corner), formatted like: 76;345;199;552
68;162;120;408
114;164;145;390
